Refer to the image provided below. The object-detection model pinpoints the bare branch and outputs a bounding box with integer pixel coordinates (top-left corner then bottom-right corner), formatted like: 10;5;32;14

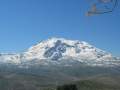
86;0;118;16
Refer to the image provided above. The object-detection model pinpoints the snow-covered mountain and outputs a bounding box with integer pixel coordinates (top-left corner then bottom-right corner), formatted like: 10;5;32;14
0;37;120;67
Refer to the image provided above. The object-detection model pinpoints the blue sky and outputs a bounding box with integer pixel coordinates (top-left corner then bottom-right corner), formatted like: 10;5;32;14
0;0;120;56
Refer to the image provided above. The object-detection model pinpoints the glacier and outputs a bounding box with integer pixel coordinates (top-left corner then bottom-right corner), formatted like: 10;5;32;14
0;37;120;67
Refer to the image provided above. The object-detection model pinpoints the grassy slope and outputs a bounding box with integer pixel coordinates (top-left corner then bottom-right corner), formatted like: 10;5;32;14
76;79;120;90
0;65;120;90
0;72;120;90
45;75;120;90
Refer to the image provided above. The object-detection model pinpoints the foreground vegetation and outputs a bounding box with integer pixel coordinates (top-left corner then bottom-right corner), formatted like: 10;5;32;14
45;80;120;90
0;71;120;90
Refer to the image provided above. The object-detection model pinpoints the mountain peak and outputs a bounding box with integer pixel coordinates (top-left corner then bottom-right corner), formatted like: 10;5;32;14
0;37;119;67
24;37;110;61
